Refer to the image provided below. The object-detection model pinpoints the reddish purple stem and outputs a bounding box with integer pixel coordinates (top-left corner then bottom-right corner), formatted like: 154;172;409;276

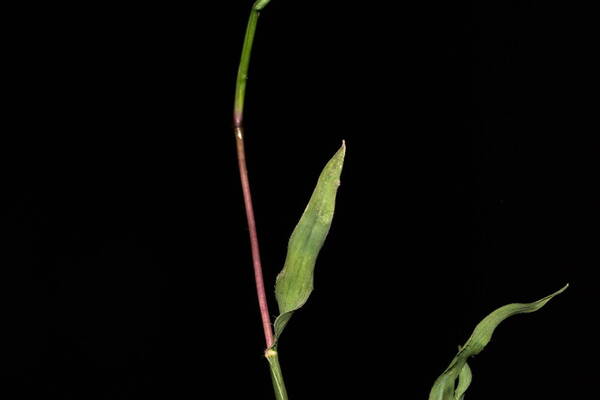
235;123;275;349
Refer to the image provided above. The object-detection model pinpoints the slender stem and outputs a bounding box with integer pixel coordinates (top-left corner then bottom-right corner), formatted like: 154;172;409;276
235;126;274;349
233;0;288;400
234;3;290;398
234;1;274;350
265;349;289;400
233;7;259;126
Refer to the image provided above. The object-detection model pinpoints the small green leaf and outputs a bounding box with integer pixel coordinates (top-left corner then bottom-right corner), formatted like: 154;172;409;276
428;284;568;400
273;142;346;344
454;360;471;400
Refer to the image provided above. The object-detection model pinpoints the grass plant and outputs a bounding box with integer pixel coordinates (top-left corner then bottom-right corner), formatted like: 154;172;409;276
232;2;567;399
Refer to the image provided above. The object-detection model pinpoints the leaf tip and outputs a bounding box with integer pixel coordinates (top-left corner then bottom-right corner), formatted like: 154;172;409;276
556;283;569;295
338;140;346;160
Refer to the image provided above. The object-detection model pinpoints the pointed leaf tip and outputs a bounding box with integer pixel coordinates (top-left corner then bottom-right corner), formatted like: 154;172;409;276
273;145;346;344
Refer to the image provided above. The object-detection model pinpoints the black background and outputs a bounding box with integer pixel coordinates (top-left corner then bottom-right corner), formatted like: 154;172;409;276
1;1;593;399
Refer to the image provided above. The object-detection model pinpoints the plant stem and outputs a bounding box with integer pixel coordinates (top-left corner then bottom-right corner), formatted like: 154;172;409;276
235;128;273;349
234;1;274;350
266;349;289;400
233;8;259;126
234;2;289;398
233;0;273;125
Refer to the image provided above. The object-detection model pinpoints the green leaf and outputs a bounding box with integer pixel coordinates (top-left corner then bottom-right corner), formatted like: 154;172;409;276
273;142;346;344
454;359;471;400
428;284;568;400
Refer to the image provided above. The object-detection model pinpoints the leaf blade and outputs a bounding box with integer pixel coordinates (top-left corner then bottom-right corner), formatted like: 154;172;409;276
454;360;471;400
273;142;346;343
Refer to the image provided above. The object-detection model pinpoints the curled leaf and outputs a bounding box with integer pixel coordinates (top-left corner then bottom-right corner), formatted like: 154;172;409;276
273;142;346;344
428;284;568;400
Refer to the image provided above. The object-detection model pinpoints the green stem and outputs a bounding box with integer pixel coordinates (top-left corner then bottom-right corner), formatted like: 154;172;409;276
266;349;289;400
234;0;273;126
233;8;258;125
